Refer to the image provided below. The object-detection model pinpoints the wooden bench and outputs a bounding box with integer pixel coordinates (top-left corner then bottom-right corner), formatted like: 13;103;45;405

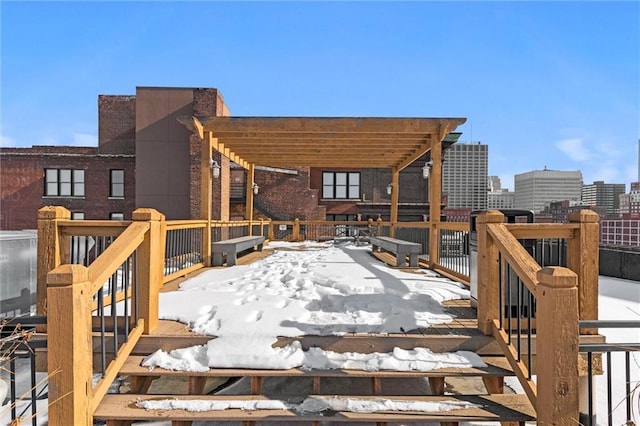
212;235;266;266
370;236;421;267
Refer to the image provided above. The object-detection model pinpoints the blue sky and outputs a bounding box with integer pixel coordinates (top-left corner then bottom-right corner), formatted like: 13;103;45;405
1;1;638;190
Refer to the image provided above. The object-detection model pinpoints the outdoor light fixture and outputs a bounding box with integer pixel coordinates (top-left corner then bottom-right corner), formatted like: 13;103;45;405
209;158;221;179
386;183;393;195
422;161;433;179
252;182;259;195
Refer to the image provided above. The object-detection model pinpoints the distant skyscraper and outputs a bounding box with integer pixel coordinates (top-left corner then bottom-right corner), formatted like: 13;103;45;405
488;176;501;192
442;143;488;210
514;168;583;213
581;181;626;217
487;190;515;209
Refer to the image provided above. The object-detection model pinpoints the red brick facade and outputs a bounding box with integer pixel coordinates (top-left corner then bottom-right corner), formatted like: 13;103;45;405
0;146;135;229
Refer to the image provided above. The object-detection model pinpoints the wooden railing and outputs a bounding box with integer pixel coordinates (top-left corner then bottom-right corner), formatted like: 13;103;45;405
476;209;599;424
36;207;601;425
44;208;165;424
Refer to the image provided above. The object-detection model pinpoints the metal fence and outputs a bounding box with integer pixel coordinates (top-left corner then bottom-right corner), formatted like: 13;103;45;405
93;252;140;376
579;320;640;426
437;228;467;275
1;316;47;426
164;227;204;277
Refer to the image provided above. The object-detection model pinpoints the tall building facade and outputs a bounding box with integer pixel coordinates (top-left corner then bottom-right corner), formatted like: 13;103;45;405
442;142;488;210
514;168;583;213
487;190;515;209
488;176;501;192
581;181;626;217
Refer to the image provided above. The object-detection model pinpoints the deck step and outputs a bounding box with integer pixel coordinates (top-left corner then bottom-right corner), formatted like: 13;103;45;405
121;355;515;380
94;393;536;423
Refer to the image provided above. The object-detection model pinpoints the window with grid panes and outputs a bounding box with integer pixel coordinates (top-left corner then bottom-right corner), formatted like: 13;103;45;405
45;169;85;197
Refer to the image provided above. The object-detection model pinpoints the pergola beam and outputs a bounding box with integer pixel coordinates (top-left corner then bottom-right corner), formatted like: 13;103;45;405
198;116;459;134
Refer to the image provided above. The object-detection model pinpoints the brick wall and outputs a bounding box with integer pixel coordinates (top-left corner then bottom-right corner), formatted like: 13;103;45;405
254;167;325;221
0;147;135;229
98;95;136;155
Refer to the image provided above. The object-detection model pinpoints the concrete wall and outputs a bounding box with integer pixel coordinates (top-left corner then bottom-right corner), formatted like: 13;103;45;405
599;245;640;281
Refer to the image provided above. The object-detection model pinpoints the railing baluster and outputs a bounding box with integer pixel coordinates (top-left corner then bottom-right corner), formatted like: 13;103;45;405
99;287;106;376
625;351;631;422
587;352;593;426
30;349;37;426
10;356;16;420
607;351;613;426
111;270;118;358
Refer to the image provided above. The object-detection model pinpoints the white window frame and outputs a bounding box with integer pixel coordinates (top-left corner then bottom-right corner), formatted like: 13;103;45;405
44;168;85;197
322;172;360;200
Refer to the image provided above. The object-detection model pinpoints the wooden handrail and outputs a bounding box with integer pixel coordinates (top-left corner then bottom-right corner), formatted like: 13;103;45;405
87;222;149;294
487;222;540;295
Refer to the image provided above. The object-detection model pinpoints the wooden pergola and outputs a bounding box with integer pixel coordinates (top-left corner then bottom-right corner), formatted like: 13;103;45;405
180;116;466;260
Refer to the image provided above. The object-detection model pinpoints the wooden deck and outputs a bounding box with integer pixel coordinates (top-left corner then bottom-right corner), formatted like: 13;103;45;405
95;248;541;424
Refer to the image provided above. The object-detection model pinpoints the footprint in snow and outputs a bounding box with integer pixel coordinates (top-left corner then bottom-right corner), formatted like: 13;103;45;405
275;299;290;309
233;294;259;305
245;310;264;323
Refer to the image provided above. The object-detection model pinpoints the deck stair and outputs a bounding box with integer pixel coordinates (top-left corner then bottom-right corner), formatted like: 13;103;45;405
93;317;536;425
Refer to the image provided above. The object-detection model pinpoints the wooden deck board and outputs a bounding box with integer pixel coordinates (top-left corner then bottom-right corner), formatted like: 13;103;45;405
120;355;515;379
94;394;536;422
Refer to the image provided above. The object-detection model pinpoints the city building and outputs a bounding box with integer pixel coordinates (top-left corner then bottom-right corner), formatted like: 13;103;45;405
618;182;640;219
487;190;515;209
488;176;501;192
581;181;626;217
601;218;640;246
514;168;583;213
442;142;488;210
545;200;605;223
0;86;465;230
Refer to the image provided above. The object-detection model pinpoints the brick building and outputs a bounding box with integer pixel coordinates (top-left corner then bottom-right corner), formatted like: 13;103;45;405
0;146;135;229
1;86;460;230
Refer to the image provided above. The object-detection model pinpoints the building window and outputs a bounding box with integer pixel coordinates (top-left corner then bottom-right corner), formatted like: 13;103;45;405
71;212;85;220
45;169;85;197
322;172;360;199
110;212;124;221
110;169;125;198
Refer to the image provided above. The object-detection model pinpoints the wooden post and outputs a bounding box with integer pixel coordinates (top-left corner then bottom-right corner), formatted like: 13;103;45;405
293;218;300;242
47;264;93;426
476;210;504;335
201;134;213;266
536;266;580;425
567;209;599;333
268;222;275;241
132;208;166;334
429;222;439;269
37;206;71;317
428;132;443;267
390;169;399;238
246;164;255;228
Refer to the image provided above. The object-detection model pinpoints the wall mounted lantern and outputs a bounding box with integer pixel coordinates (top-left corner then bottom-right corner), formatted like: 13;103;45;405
386;183;393;195
209;158;221;179
422;160;433;180
252;182;259;195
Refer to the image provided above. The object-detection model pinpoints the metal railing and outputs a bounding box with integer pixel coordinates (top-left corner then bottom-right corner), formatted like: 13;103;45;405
437;228;467;275
1;316;47;426
93;252;140;376
580;320;640;426
164;225;204;277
